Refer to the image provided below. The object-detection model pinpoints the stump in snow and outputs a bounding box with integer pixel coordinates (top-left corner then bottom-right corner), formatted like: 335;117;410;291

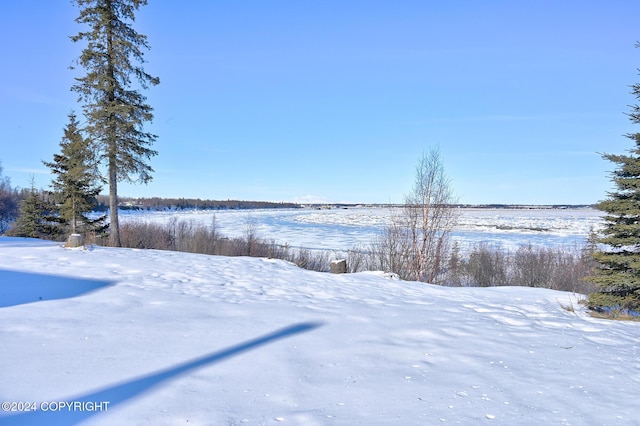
66;234;84;248
330;259;347;274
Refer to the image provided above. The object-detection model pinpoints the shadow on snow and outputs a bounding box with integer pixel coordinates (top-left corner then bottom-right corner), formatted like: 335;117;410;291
0;269;116;308
1;322;323;425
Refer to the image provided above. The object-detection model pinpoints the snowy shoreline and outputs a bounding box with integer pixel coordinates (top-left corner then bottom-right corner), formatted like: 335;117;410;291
111;206;604;253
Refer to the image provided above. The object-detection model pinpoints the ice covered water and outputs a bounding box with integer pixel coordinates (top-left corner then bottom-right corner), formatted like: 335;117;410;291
452;208;603;251
118;207;604;254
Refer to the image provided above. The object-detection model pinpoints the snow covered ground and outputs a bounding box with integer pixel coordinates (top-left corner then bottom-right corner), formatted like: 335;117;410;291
1;237;638;425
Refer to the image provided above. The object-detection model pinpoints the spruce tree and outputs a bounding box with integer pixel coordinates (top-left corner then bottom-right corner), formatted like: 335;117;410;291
43;112;107;237
588;42;640;314
10;182;62;240
70;0;159;247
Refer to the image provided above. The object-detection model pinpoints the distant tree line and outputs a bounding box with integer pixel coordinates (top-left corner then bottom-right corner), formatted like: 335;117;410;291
455;204;595;210
94;196;302;211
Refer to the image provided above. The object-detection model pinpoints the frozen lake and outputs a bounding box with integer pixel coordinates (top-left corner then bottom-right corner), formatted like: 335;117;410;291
118;207;604;254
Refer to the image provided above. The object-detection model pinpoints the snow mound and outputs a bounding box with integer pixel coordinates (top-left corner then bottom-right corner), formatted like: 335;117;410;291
0;237;638;425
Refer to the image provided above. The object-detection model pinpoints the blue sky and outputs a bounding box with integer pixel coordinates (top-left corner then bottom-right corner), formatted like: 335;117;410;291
1;1;639;205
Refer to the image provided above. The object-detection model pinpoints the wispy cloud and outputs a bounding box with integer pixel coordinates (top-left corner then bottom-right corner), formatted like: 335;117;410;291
292;195;331;204
6;167;50;175
413;112;614;125
511;150;598;159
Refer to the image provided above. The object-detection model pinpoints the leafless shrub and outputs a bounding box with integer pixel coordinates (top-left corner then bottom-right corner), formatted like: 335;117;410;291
549;245;598;293
168;216;221;254
508;244;597;293
242;216;260;256
346;245;369;273
512;244;555;288
119;221;173;250
368;220;412;278
265;240;292;261
464;242;510;287
109;216;333;273
291;248;330;272
83;229;108;246
443;242;465;287
436;242;597;292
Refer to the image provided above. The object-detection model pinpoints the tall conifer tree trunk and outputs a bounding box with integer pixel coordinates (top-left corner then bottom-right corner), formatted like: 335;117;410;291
71;0;159;247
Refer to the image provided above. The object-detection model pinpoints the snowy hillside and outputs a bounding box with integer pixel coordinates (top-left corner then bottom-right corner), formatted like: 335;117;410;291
0;237;638;425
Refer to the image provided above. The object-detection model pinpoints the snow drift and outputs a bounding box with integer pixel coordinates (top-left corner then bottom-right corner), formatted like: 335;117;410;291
0;237;638;425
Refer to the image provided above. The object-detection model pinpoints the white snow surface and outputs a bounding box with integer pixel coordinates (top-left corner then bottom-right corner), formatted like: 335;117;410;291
0;237;638;425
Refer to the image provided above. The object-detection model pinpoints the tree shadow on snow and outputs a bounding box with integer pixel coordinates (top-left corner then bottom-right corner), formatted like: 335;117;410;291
0;269;115;308
1;322;323;426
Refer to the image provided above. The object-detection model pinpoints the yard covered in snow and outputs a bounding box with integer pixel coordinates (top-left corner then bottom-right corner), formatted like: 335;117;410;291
0;236;638;425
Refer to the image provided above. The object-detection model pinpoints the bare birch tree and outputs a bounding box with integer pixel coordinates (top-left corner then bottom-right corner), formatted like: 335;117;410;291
374;148;459;283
